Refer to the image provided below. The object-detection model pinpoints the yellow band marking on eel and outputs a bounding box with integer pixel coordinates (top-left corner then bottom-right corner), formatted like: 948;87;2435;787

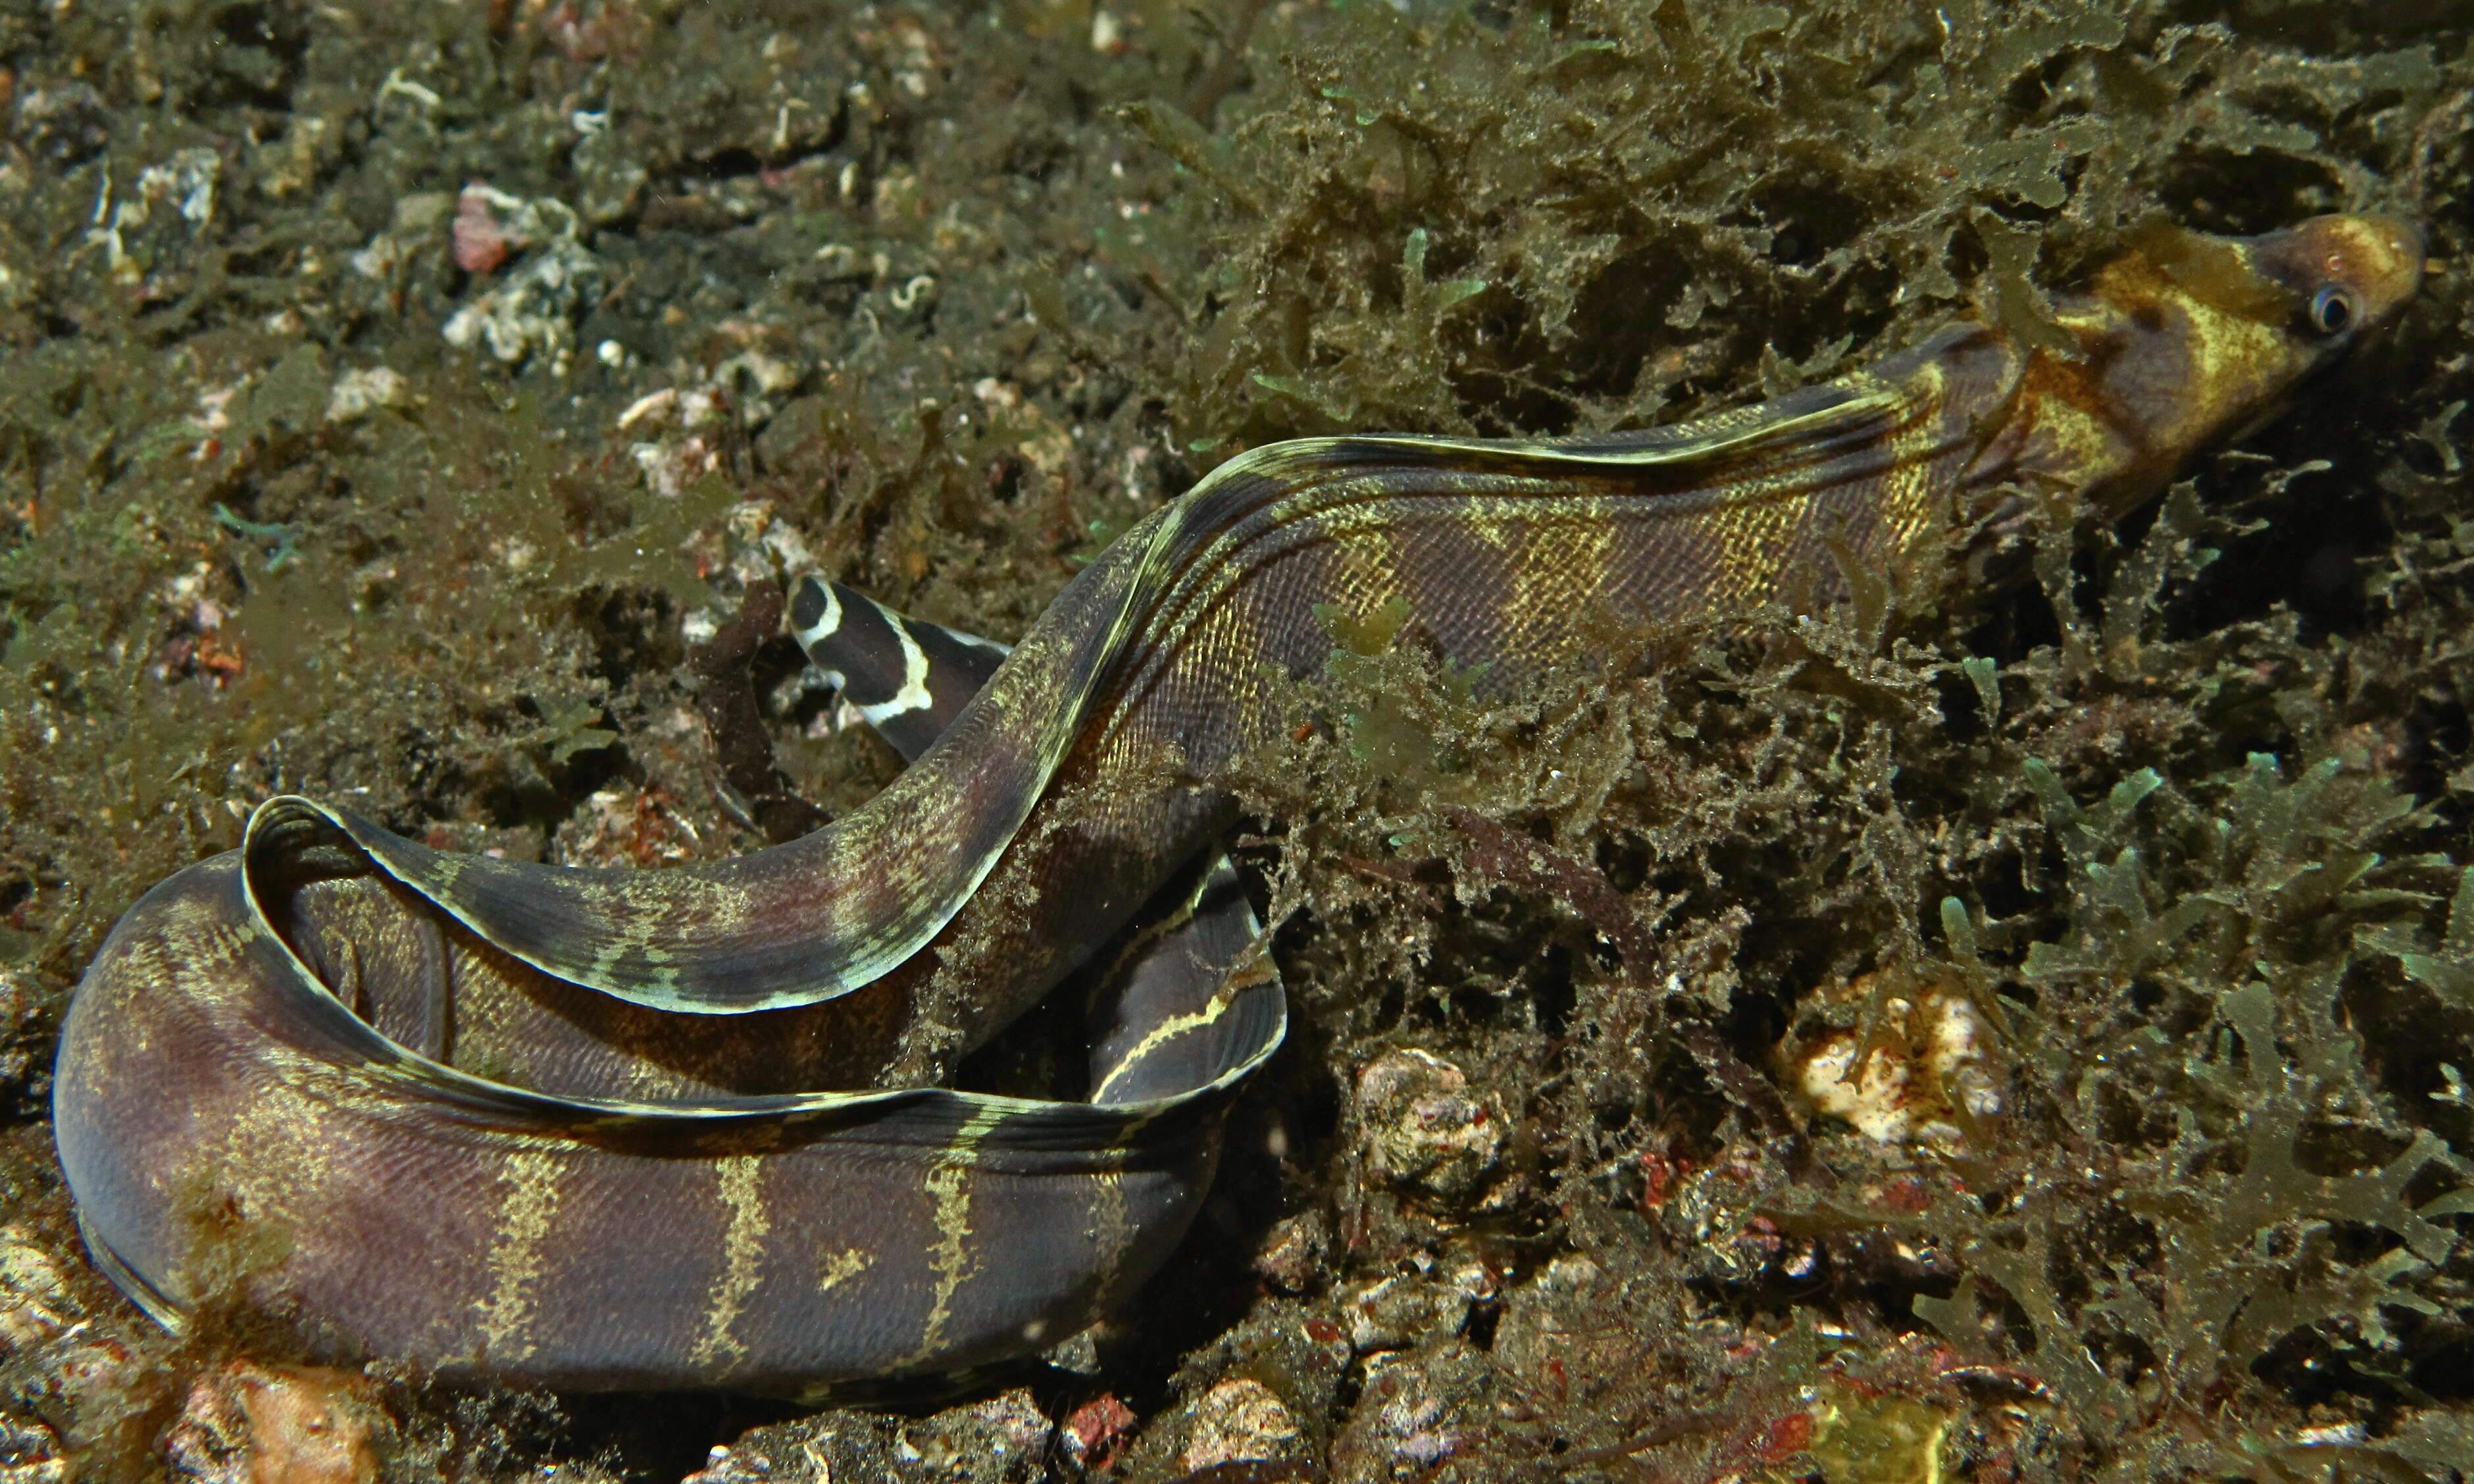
1091;982;1240;1103
901;1098;1013;1368
475;1149;565;1362
690;1154;770;1368
1084;1167;1128;1316
817;1247;871;1293
1875;361;1952;560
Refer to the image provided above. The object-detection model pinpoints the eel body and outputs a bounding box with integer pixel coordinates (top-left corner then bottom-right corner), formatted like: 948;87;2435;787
52;215;2421;1393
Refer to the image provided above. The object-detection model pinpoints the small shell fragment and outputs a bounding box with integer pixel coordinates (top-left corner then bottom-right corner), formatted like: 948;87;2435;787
1178;1378;1303;1473
1356;1047;1505;1201
1788;976;2004;1148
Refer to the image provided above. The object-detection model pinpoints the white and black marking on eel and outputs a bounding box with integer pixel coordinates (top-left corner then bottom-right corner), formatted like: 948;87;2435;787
790;576;1267;1107
792;576;1012;760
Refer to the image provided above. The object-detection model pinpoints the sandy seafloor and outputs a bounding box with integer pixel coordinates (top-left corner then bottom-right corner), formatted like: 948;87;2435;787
5;0;2474;1479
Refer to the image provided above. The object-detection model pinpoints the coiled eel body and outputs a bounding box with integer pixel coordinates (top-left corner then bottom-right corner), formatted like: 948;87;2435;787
52;215;2422;1393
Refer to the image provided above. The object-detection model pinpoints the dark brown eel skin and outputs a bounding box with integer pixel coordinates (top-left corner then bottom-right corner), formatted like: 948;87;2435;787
52;214;2423;1395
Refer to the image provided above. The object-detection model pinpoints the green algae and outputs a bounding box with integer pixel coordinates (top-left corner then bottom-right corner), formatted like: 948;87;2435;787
0;0;2469;1479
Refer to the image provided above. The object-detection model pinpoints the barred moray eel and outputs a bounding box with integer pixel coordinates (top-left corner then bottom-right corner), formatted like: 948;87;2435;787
53;214;2422;1393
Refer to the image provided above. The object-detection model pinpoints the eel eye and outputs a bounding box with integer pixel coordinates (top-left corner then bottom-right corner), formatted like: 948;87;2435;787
2309;284;2361;335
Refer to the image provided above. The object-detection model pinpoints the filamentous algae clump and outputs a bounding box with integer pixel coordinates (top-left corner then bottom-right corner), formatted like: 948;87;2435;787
1;1;2472;1479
